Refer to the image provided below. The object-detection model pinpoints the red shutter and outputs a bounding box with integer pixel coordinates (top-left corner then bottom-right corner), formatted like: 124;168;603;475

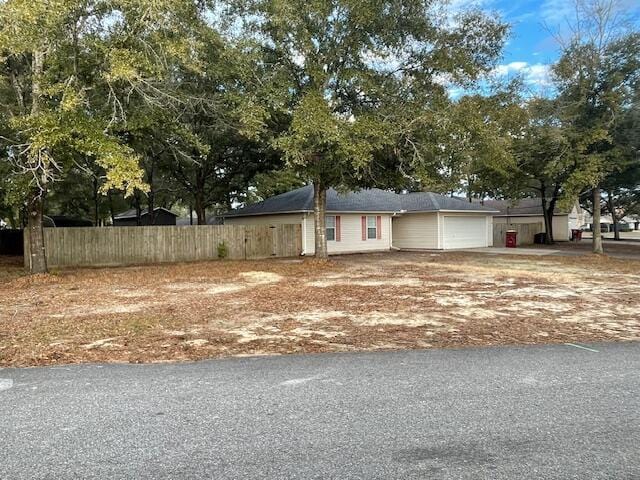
376;215;382;240
335;216;341;242
361;216;367;241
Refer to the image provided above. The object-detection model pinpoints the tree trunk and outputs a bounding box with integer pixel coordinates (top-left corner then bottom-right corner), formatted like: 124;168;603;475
25;49;48;273
540;196;553;245
313;180;328;259
194;169;207;225
194;194;206;225
147;159;156;225
107;191;116;225
189;205;194;226
592;187;604;254
26;193;47;274
92;175;100;226
134;194;142;226
607;191;620;241
147;192;155;225
545;197;557;244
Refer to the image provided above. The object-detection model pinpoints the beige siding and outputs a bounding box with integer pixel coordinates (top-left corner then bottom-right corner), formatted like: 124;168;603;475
303;213;392;255
226;212;392;255
493;215;570;241
552;215;570;241
391;213;438;249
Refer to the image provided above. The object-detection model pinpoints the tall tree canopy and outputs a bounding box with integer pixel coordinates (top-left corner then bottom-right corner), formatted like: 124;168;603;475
552;0;640;253
0;0;215;272
227;0;508;257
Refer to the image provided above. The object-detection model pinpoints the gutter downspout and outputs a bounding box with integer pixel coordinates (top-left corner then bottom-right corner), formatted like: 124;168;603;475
301;213;307;256
390;210;405;250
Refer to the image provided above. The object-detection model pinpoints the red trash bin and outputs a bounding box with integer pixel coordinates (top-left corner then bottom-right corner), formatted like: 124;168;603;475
506;230;517;248
571;229;582;241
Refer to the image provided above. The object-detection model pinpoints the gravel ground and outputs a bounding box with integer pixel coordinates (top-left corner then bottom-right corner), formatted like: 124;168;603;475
1;251;639;367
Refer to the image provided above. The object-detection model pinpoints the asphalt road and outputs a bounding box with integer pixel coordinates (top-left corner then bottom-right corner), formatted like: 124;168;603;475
1;343;639;479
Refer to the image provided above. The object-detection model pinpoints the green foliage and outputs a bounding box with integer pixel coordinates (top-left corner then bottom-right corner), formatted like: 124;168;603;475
228;0;509;191
245;169;306;205
552;15;640;195
0;0;218;215
412;85;526;197
217;241;228;259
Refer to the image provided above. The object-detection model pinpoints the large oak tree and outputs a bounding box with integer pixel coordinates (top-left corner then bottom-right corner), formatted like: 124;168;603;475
228;0;508;257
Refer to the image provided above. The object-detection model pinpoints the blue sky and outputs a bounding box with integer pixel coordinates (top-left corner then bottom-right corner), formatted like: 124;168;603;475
456;0;640;96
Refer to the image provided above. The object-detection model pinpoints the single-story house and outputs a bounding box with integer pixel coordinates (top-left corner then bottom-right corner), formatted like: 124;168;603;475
113;207;177;226
480;198;583;242
224;185;498;255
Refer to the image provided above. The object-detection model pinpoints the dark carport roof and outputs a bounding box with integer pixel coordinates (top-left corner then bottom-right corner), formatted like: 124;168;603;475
224;185;498;217
114;207;177;220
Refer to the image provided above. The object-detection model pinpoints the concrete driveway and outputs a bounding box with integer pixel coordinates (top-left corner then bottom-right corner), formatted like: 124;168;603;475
1;343;639;479
460;247;560;256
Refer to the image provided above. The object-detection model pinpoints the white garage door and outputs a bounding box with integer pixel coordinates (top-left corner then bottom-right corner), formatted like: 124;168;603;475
442;216;487;249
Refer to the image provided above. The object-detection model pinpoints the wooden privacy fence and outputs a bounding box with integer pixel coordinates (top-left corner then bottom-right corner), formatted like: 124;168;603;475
24;224;302;268
493;222;543;247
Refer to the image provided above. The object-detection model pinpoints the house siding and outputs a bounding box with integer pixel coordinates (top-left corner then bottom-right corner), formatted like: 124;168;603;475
391;213;439;249
493;215;570;241
225;212;392;255
305;213;392;255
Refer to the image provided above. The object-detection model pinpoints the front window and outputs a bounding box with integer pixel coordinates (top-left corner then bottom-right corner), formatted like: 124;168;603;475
326;215;336;241
367;216;377;239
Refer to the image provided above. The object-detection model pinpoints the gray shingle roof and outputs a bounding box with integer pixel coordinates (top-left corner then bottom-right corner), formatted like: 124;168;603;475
224;185;497;217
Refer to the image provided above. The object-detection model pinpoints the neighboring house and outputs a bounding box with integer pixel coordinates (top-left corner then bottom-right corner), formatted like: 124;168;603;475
582;213;640;231
113;207;177;226
223;185;497;255
480;198;582;242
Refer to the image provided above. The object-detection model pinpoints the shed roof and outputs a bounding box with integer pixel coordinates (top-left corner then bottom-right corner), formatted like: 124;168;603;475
114;207;177;220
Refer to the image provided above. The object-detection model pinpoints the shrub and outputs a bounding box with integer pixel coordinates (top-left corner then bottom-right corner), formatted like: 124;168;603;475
217;241;228;259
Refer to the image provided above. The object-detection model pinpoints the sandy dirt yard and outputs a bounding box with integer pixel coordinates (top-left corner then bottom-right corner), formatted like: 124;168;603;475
1;251;639;366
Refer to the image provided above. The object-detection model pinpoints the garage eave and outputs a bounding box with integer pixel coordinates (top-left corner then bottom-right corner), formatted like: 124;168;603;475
437;209;500;214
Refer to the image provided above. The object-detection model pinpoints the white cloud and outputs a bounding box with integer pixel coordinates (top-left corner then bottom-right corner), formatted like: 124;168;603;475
539;0;575;27
491;61;554;94
448;0;498;11
493;61;529;76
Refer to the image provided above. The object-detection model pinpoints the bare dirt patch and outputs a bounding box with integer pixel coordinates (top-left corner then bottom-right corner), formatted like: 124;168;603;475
1;251;639;367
